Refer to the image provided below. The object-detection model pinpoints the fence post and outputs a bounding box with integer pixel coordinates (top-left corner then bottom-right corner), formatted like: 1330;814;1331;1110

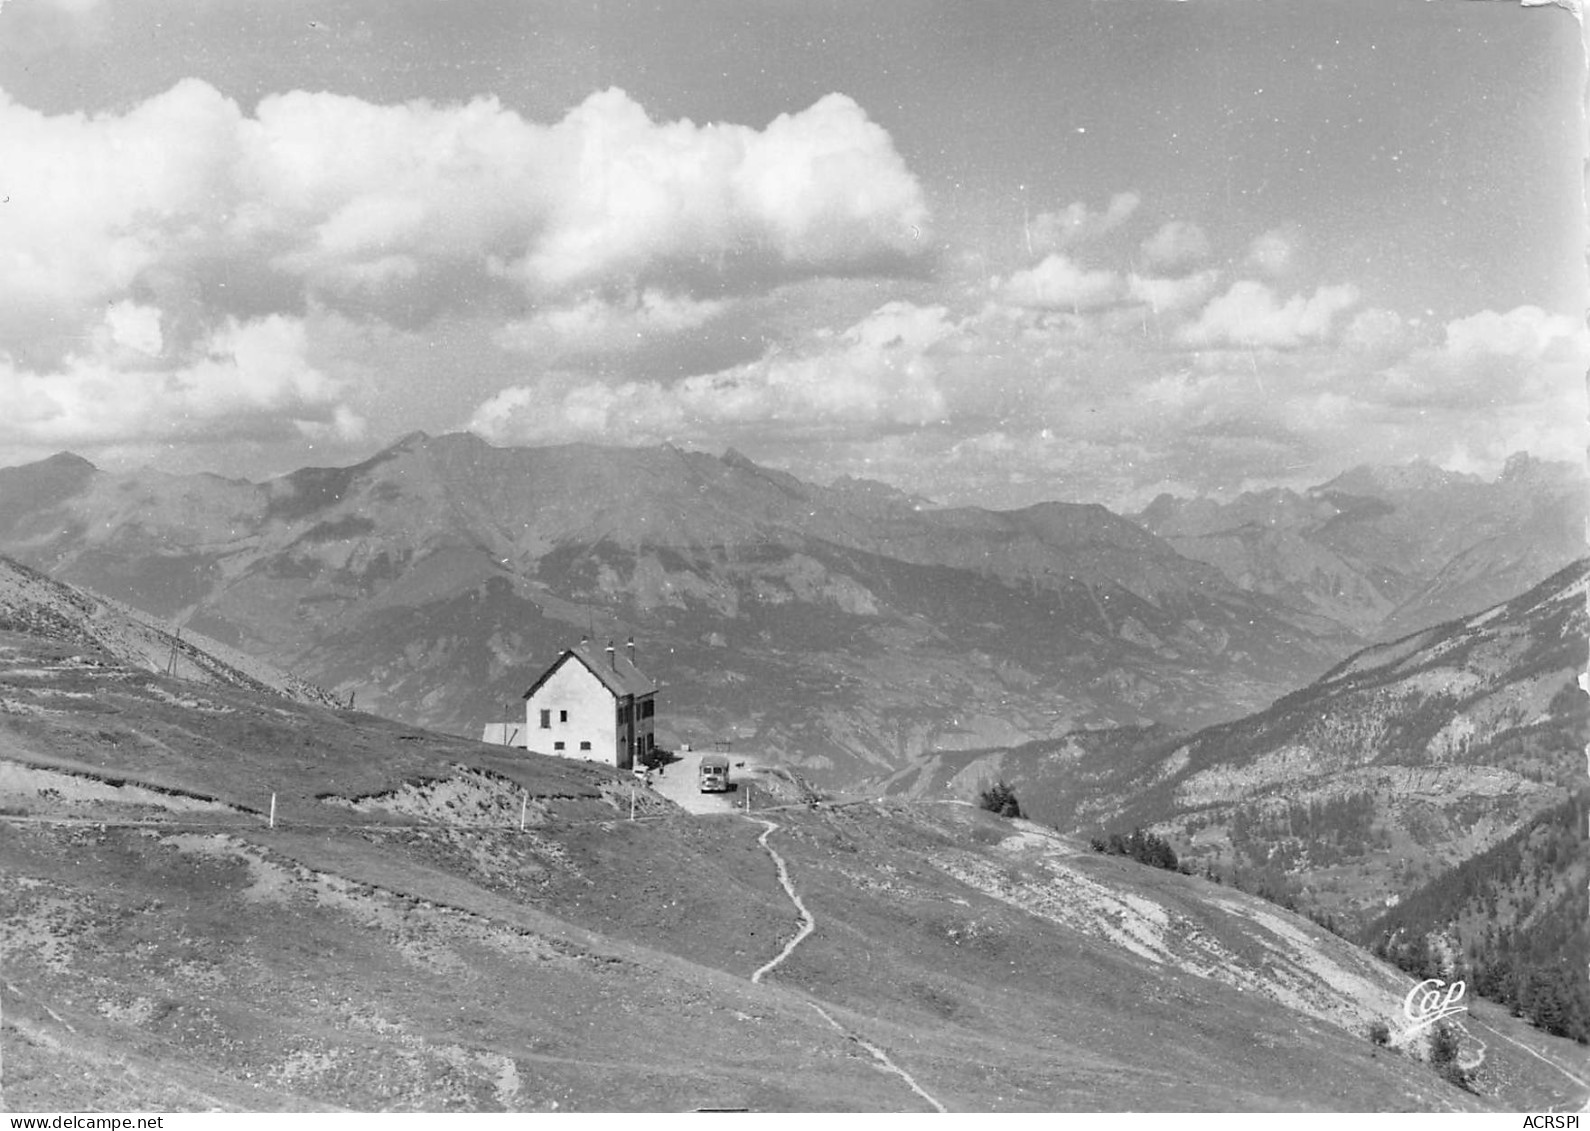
520;791;528;831
269;792;276;830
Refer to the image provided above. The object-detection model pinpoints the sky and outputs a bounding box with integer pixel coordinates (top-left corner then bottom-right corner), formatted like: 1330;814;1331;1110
0;0;1584;509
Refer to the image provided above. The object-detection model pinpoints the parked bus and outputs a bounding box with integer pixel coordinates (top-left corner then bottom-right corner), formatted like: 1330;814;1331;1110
698;752;731;793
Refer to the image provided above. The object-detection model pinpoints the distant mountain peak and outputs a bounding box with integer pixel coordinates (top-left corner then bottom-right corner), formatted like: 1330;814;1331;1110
1500;451;1535;478
0;450;98;476
42;451;97;471
1494;450;1583;486
825;474;937;510
387;430;433;452
0;450;101;531
1316;458;1479;497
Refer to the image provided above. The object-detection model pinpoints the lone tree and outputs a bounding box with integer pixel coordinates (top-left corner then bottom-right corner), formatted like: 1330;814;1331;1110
977;780;1023;819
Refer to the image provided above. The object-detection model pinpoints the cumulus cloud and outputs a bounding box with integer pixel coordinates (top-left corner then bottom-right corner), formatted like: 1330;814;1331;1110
1126;270;1220;314
1369;304;1588;411
0;312;361;447
234;85;929;298
1140;220;1210;271
0;80;928;327
0;78;929;448
1179;280;1360;348
462;284;1582;510
493;289;727;356
1029;191;1140;252
1155;300;1587;486
997;254;1123;312
1441;305;1583;363
1343;307;1410;354
0;79;243;336
94;301;166;360
470;301;954;445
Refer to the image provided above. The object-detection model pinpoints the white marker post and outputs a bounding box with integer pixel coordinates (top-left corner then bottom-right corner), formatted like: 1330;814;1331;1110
630;784;636;821
269;792;276;830
519;792;528;832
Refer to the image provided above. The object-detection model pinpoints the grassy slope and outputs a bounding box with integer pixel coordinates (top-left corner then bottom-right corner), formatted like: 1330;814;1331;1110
2;630;1584;1112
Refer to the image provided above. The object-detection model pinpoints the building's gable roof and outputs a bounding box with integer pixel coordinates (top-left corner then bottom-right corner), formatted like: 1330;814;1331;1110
522;642;656;701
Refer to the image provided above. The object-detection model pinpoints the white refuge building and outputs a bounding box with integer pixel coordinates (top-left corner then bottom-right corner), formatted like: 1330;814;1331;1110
484;639;656;770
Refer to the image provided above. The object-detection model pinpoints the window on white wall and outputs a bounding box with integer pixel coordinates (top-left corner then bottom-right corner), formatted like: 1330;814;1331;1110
559;709;568;723
554;741;565;751
539;709;550;728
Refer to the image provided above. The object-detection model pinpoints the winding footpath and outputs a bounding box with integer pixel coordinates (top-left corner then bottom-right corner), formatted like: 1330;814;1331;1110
745;816;947;1113
748;818;815;984
805;1000;949;1114
1462;1013;1590;1106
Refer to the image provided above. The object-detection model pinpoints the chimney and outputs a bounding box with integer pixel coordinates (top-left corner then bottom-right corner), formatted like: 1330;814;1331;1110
606;640;615;668
627;636;636;666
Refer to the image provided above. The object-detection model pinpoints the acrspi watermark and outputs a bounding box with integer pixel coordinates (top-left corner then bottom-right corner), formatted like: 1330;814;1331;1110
1403;977;1467;1033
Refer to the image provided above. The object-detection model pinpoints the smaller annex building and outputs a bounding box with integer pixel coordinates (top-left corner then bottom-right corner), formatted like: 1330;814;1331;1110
513;639;657;770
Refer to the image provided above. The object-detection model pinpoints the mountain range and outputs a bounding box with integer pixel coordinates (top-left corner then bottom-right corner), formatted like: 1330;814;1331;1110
0;435;1578;785
1134;453;1585;639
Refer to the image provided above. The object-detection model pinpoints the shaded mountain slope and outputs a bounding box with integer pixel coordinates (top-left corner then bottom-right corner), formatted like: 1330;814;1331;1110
0;556;336;708
1364;792;1589;1043
2;626;1582;1111
881;559;1588;940
0;435;1350;783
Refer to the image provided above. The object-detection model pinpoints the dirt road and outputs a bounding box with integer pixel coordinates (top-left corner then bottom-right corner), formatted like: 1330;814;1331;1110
646;749;776;815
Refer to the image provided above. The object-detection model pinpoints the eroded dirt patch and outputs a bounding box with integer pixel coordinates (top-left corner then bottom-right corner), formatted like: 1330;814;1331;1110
319;764;633;826
0;760;247;819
